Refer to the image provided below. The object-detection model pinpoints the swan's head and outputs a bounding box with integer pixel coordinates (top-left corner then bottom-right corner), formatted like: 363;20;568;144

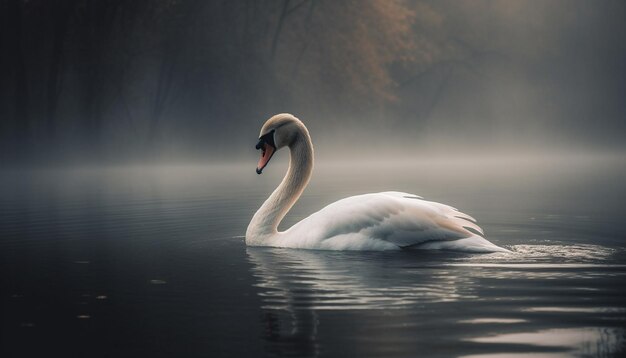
255;113;304;174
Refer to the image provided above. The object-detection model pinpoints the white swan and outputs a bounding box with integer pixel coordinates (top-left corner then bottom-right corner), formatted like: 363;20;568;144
246;113;509;252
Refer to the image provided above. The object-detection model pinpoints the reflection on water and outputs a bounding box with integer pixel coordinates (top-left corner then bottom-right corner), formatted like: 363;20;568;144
247;248;475;310
459;318;528;324
523;307;626;314
2;158;626;357
248;244;626;309
463;327;625;358
247;244;626;357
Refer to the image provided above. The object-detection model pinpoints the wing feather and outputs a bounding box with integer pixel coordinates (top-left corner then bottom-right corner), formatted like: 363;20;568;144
285;192;485;250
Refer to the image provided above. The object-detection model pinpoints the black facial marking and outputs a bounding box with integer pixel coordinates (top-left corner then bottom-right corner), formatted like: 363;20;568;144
255;130;276;150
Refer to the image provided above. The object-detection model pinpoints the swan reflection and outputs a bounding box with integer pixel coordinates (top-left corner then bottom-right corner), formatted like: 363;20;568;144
246;245;626;356
247;247;476;311
247;247;478;356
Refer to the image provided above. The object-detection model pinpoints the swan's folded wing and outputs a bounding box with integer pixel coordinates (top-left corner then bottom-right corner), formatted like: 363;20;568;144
287;192;483;250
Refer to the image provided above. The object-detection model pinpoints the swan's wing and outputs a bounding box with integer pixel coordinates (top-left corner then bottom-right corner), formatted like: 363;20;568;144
285;191;487;250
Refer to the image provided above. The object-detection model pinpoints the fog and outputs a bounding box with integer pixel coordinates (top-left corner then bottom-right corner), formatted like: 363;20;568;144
1;0;625;165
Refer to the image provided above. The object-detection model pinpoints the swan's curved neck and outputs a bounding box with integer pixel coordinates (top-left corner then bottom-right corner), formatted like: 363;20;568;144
247;127;313;244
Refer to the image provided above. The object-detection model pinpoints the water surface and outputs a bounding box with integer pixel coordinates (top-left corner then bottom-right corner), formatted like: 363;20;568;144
2;156;625;357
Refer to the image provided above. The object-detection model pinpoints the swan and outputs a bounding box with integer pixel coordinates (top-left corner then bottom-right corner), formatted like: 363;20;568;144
246;113;509;252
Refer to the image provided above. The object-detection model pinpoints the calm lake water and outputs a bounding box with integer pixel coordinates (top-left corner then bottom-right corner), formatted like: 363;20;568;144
2;155;626;357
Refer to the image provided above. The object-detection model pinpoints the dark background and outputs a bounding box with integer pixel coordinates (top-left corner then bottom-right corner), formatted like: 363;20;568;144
1;0;625;165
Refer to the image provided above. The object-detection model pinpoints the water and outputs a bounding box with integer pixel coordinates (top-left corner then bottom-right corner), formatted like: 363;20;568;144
1;155;626;357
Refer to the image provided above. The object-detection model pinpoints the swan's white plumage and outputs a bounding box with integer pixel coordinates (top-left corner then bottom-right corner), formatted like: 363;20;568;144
271;191;506;252
246;114;509;253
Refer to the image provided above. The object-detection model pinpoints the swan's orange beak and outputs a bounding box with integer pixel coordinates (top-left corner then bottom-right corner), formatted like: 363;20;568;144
256;143;275;174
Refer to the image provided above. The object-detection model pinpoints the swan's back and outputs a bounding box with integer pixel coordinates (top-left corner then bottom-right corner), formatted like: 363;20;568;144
277;191;507;252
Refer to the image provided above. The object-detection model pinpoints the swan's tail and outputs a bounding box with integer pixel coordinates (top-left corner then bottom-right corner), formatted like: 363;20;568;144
411;235;512;253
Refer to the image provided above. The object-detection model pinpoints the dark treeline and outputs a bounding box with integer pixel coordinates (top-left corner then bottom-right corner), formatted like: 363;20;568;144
1;0;625;164
0;0;417;163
